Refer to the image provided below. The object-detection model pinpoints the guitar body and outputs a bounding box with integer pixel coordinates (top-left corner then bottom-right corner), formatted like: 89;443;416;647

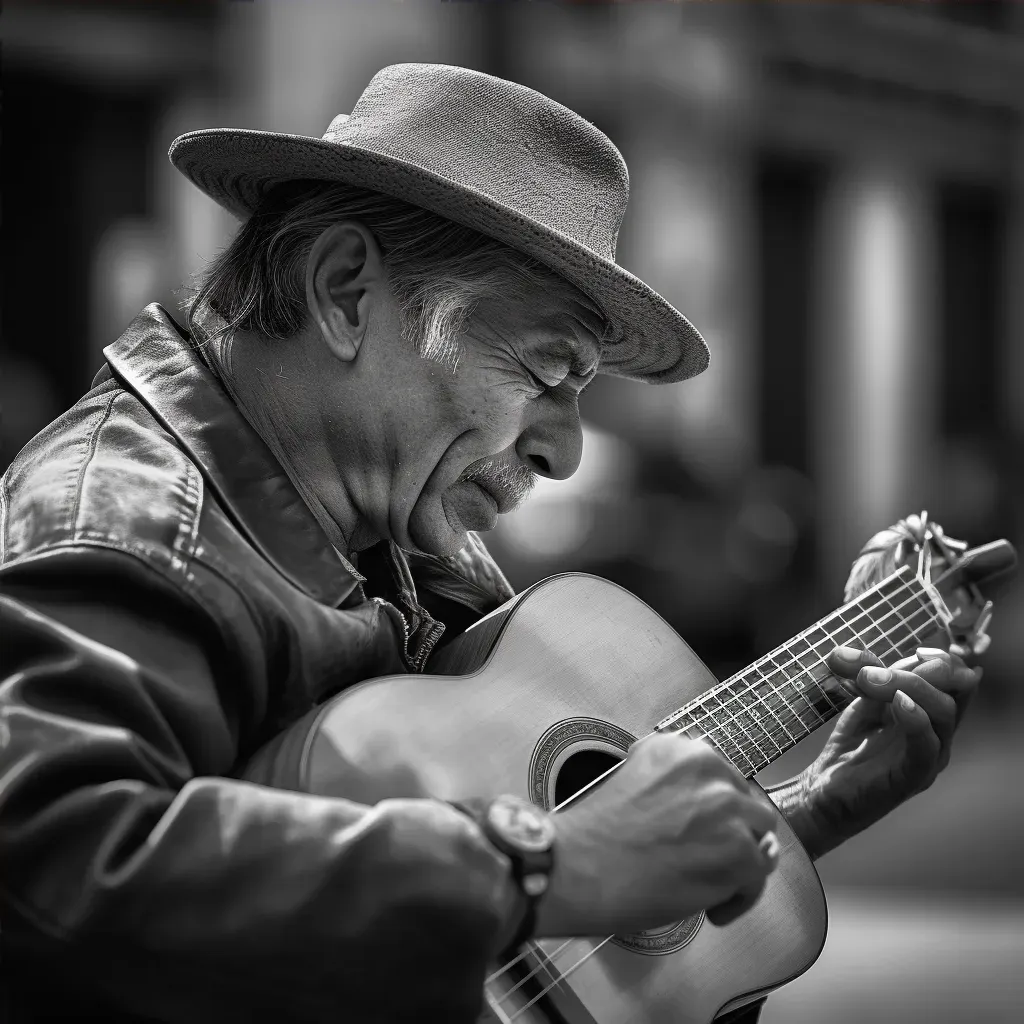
244;573;827;1023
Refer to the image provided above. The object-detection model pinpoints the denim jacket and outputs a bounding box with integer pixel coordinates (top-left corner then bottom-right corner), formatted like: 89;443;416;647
0;305;517;1022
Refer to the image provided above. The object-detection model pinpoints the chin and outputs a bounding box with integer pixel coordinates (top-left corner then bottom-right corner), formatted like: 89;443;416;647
405;502;468;558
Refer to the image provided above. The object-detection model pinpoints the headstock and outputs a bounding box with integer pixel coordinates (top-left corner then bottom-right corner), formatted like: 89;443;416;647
890;512;1016;657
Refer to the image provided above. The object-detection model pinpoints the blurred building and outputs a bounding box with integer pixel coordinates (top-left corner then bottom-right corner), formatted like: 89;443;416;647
5;0;1023;667
4;3;1024;1021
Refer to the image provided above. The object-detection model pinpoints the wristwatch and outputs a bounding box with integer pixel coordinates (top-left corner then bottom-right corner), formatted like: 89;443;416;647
453;794;557;955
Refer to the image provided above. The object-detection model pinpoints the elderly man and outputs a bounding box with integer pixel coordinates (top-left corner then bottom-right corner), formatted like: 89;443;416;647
0;65;981;1023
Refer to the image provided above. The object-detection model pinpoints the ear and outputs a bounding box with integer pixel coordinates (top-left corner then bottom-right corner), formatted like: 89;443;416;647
305;222;386;363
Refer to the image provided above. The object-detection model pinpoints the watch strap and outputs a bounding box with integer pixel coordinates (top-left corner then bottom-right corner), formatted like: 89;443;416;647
448;797;552;960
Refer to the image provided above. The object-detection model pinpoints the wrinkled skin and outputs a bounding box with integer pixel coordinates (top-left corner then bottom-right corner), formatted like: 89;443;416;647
798;644;983;851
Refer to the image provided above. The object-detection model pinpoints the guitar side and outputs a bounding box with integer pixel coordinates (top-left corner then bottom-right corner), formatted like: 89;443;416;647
245;574;827;1024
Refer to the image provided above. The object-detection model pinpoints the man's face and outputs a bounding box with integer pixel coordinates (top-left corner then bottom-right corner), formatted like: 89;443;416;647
325;281;602;558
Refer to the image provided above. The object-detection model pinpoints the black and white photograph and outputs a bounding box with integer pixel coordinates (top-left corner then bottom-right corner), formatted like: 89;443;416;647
2;2;1023;1022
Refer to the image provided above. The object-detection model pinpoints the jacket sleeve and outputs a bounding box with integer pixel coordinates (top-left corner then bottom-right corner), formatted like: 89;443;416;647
0;548;514;1024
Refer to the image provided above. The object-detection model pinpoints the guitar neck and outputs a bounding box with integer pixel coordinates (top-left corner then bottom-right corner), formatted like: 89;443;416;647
654;565;948;778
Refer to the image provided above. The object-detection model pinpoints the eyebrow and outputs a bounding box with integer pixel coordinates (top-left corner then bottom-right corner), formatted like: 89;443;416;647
543;311;603;377
538;336;600;379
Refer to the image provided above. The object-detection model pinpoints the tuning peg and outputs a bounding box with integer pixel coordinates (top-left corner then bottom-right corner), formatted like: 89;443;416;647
951;540;1017;587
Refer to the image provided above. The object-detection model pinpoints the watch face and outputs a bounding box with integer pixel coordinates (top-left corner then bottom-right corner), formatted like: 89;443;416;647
488;796;555;853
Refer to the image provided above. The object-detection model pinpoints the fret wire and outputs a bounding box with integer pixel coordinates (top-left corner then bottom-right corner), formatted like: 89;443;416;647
719;579;937;737
671;710;746;770
872;598;907;658
697;694;773;770
762;653;819;732
770;601;929;724
779;581;934;677
749;663;800;743
659;574;942;772
688;708;770;770
684;596;935;771
708;727;758;775
701;730;739;769
746;703;784;756
876;593;925;661
729;685;785;756
709;703;763;773
670;712;758;775
772;664;818;737
779;647;829;727
768;644;827;730
685;696;771;771
846;594;905;663
684;702;738;766
816;610;851;714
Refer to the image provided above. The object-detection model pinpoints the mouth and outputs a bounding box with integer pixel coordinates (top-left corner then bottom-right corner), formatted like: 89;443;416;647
470;479;513;515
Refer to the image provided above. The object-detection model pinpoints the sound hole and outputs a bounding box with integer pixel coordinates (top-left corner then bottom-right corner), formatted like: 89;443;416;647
553;749;623;807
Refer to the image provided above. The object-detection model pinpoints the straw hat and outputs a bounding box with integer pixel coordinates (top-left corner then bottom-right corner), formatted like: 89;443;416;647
169;63;709;383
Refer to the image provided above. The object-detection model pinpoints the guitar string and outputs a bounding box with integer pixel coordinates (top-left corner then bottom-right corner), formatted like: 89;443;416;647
505;937;616;1022
671;597;932;773
489;574;937;1001
484;939;574;991
488;572;947;1012
687;571;928;717
658;573;940;771
687;600;931;768
665;566;926;733
497;583;942;1021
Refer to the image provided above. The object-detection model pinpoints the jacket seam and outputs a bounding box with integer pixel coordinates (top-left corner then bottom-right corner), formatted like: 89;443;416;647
0;538;265;654
169;461;203;577
69;389;118;539
0;539;191;590
0;464;9;563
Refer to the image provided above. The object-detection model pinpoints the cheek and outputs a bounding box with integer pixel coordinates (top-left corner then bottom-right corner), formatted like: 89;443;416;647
463;373;531;428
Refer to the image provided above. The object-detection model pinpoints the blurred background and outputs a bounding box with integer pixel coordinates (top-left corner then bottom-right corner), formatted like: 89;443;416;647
3;1;1023;1020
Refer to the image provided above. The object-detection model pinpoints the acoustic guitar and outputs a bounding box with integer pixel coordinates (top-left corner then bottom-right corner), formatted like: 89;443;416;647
243;515;1015;1023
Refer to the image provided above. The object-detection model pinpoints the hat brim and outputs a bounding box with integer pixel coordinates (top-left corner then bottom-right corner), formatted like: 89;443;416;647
169;128;710;384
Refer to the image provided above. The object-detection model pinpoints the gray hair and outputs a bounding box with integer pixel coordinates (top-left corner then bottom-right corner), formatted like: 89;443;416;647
182;179;612;371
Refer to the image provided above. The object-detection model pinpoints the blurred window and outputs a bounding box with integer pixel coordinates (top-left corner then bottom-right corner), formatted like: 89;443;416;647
938;181;1005;439
754;154;827;480
877;0;1015;32
925;0;1015;33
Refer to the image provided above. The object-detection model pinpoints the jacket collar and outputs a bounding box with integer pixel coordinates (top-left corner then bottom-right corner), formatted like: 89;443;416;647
103;304;360;607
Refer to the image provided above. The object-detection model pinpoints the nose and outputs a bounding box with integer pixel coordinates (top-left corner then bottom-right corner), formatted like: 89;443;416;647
515;399;584;481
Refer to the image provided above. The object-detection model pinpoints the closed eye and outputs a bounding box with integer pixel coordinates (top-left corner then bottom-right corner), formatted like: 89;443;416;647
526;368;551;392
525;363;594;397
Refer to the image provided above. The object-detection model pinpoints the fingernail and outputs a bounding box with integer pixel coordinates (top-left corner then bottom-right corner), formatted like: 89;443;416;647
916;647;947;658
896;690;916;712
861;666;892;686
833;646;861;663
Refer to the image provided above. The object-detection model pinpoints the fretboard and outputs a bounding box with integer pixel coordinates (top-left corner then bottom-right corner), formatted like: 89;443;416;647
655;565;946;778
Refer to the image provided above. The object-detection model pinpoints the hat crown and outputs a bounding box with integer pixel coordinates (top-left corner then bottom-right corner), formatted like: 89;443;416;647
323;63;629;260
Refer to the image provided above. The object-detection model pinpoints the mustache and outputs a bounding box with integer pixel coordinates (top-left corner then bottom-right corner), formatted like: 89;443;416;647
460;458;537;514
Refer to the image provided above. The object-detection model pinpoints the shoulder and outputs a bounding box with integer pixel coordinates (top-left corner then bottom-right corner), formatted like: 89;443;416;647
0;378;203;584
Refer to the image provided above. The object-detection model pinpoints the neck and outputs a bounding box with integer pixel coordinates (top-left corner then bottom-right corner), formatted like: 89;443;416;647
655;565;948;777
209;328;375;557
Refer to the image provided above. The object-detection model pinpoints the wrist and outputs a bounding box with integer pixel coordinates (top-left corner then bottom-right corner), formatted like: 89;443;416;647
534;811;602;937
767;771;842;861
450;796;556;955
